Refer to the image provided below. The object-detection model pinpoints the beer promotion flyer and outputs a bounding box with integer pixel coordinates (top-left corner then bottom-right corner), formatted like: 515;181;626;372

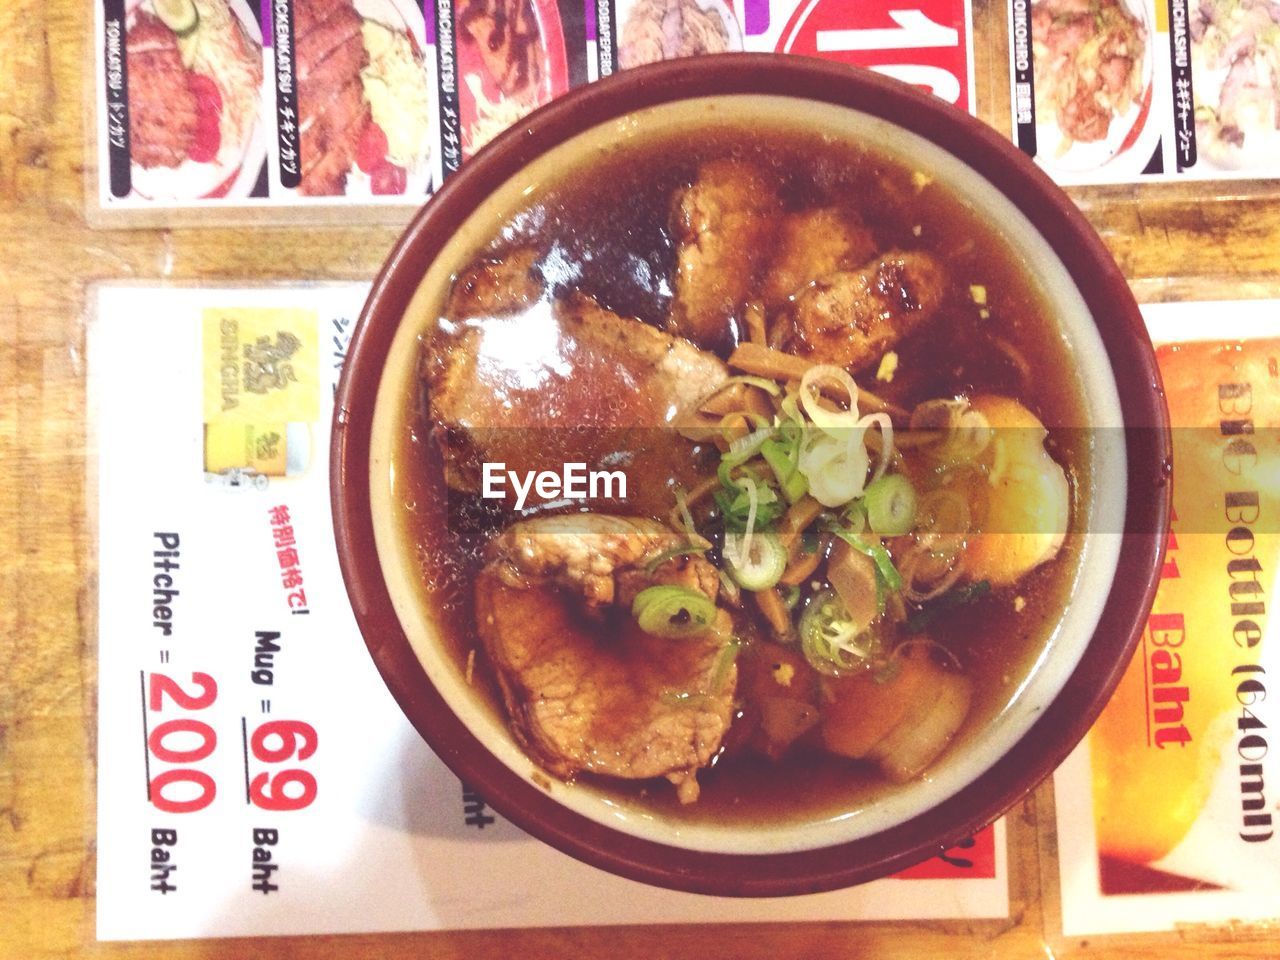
90;283;1007;940
1053;300;1280;938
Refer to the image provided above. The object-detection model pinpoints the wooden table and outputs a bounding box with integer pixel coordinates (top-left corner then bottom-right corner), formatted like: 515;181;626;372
2;0;1279;956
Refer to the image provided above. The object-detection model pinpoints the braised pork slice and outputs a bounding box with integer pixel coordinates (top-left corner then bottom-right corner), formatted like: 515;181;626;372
783;250;948;370
445;247;544;319
424;250;728;509
476;515;735;803
760;208;877;311
670;159;780;351
487;514;719;608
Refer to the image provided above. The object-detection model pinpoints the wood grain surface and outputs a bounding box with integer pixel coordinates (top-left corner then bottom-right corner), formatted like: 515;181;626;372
2;0;1279;957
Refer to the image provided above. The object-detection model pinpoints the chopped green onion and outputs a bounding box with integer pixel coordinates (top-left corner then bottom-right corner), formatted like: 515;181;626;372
948;409;993;462
717;568;742;605
725;425;775;466
827;526;904;592
841;501;868;536
632;585;719;639
799;365;863;435
798;428;870;507
714;476;784;533
781;585;802;610
863;473;918;536
799;589;881;676
709;637;744;693
718;375;783;396
859;411;894;484
673;487;700;540
761;436;808;504
740;477;761;547
723;531;788;591
643;537;712;574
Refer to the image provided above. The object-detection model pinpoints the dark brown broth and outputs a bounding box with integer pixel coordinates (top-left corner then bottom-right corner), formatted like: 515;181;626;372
396;123;1089;824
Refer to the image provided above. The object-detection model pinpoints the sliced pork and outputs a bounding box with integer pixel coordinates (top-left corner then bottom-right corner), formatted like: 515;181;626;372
424;249;728;510
670;159;780;351
760;207;876;310
781;250;949;370
486;514;719;608
476;514;735;803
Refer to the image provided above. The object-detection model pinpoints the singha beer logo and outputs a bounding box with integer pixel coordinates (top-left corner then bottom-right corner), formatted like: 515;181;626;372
243;332;302;395
205;308;319;425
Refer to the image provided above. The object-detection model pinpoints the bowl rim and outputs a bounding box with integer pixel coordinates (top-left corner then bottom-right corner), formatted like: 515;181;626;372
331;53;1172;897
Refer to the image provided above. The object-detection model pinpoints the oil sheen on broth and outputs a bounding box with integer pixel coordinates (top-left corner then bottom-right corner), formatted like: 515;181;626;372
396;122;1089;823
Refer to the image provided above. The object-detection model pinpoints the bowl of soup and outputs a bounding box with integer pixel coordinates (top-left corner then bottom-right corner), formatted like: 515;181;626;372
332;55;1171;895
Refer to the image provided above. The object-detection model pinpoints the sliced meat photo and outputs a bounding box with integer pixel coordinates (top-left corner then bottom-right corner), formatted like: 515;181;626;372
126;13;199;168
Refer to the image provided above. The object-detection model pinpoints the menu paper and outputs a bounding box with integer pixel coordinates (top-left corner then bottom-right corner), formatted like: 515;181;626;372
93;0;975;214
1054;300;1280;938
91;284;1008;941
591;0;974;111
1007;0;1280;186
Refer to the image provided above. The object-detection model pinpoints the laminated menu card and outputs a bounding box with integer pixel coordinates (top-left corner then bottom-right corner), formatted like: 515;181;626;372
1052;299;1280;938
91;0;975;216
90;283;1008;940
1006;0;1280;185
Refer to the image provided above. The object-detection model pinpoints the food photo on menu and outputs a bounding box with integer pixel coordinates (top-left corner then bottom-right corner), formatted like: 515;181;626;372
1028;0;1157;174
455;0;575;157
122;0;268;199
1048;314;1280;937
1012;0;1280;180
288;0;433;197
617;0;742;68
1189;0;1280;171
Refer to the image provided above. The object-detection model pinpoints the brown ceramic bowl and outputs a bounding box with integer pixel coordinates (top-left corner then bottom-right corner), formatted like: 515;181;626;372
332;55;1171;896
